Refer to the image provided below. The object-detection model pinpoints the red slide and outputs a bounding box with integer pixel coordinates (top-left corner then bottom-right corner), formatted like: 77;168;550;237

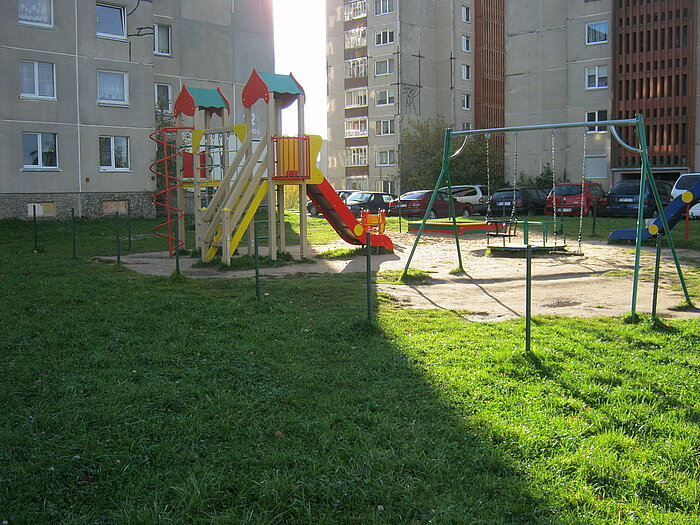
307;179;393;250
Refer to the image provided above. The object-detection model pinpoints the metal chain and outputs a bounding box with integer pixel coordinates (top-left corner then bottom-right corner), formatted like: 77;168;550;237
577;131;587;252
551;130;557;243
485;133;491;221
511;132;518;223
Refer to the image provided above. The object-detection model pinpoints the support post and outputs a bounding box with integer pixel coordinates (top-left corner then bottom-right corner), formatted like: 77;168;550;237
366;232;372;322
32;205;38;251
651;233;662;319
526;244;532;353
254;221;261;300
115;212;121;265
71;208;77;259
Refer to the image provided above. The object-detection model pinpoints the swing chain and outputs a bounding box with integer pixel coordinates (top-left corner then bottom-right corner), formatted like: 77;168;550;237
551;131;557;243
511;132;518;223
577;131;587;252
485;133;491;221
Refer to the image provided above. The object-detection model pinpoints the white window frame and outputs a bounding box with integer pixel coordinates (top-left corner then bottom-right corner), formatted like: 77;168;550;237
375;29;394;46
99;135;130;171
376;149;396;166
97;70;129;106
376;119;395;136
461;5;470;22
346;147;368;167
96;3;126;39
22;132;58;170
585;65;608;89
375;58;395;76
461;63;471;80
345;88;368;108
154;23;171;56
345;118;368;138
586;110;608;133
461;35;471;52
461;93;471;110
155;83;172;113
586;21;608;45
374;0;394;16
345;57;367;79
345;26;367;49
18;0;54;28
376;88;395;106
20;60;56;100
344;0;367;21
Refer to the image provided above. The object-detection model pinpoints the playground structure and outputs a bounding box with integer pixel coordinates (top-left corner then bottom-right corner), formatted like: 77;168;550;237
149;70;392;263
403;114;694;320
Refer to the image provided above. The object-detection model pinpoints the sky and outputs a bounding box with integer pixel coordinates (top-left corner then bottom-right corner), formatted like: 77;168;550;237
272;0;327;138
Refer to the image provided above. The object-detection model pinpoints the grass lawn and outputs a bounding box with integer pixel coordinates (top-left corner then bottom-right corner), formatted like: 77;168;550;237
2;217;700;523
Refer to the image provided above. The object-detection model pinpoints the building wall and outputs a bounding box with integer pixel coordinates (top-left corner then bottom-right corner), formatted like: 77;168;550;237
0;0;273;219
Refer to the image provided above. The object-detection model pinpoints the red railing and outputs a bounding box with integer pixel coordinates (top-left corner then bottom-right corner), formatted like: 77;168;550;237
149;126;193;255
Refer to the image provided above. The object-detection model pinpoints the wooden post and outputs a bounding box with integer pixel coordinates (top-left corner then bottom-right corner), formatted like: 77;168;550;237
266;98;277;260
298;94;308;258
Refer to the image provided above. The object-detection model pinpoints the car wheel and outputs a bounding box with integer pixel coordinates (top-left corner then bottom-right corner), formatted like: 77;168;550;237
527;206;536;217
462;206;472;218
427;210;437;220
308;203;319;217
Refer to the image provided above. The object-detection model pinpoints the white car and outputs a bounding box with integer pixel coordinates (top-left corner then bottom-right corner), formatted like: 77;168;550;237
440;184;490;215
671;173;700;218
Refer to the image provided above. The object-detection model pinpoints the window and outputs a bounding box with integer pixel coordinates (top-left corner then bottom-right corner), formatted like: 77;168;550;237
155;83;172;113
97;70;128;105
375;29;394;46
376;88;395;106
345;57;367;78
586;21;608;44
461;5;470;22
344;0;367;21
461;122;471;131
18;0;53;27
461;64;471;80
96;3;125;38
461;93;471;110
22;132;57;169
462;35;471;52
345;88;368;108
345;118;368;138
154;24;171;55
585;65;608;89
375;58;395;76
20;61;55;99
374;0;394;15
376;119;395;135
376;149;396;166
345;27;367;49
586;110;608;132
346;147;368;167
99;136;130;170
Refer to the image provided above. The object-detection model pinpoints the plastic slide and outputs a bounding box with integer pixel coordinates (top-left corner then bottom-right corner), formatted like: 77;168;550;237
307;179;394;250
608;178;700;241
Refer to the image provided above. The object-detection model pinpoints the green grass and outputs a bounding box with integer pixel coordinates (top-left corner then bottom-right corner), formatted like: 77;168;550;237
2;217;700;523
376;269;434;285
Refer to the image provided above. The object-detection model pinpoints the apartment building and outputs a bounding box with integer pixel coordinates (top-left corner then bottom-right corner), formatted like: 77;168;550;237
505;0;698;189
326;0;504;193
0;0;273;219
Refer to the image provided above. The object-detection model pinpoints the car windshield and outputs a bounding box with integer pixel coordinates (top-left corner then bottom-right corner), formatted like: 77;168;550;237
555;185;582;196
400;191;428;200
609;182;639;195
676;175;700;190
492;190;520;199
346;192;372;203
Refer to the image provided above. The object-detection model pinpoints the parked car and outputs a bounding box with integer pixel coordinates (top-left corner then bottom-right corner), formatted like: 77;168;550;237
439;184;491;215
488;187;546;216
344;191;396;217
606;180;673;218
389;190;474;219
545;182;608;217
307;189;355;216
671;173;700;219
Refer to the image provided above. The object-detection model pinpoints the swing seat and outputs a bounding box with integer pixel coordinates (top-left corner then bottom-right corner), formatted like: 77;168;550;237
486;219;518;246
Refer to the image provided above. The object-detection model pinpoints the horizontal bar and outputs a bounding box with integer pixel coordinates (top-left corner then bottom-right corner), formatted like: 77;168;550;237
451;118;638;137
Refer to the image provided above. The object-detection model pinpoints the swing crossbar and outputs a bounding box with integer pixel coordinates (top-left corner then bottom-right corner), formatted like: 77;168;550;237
450;118;637;136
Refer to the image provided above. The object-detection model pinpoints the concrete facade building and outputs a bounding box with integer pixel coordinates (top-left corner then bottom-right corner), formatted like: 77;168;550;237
326;0;504;193
505;0;698;189
0;0;273;219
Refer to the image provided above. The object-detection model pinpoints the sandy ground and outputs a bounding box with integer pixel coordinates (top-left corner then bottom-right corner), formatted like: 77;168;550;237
106;232;700;322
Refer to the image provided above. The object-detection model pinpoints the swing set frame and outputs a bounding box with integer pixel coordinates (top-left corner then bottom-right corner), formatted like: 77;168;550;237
402;113;692;321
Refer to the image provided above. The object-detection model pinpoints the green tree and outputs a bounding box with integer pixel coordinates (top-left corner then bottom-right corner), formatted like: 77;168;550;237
399;117;505;192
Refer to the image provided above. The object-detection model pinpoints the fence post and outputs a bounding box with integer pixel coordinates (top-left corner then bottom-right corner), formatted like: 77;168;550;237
71;208;77;259
127;200;132;250
32;206;38;251
115;212;121;265
366;232;372;322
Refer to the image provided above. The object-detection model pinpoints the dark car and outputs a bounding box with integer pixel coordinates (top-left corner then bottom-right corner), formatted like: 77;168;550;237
307;189;355;216
545;182;608;217
439;184;491;214
389;190;474;219
606;180;673;218
489;187;546;216
344;191;396;217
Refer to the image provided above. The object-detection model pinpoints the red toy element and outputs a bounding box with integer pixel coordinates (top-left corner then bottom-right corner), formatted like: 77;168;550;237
174;86;230;118
361;209;387;235
149;126;193;255
241;69;304;109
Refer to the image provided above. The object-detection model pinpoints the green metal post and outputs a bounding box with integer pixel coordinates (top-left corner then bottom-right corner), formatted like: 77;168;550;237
115;212;121;265
174;212;180;276
526;244;532;353
71;208;77;259
32;206;38;251
127;200;132;251
651;233;662;319
591;201;597;236
523;221;529;245
403;128;454;277
366;232;372;322
254;222;261;300
443;162;464;272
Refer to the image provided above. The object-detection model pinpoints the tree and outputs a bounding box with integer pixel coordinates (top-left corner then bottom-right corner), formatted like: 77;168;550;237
399;117;505;192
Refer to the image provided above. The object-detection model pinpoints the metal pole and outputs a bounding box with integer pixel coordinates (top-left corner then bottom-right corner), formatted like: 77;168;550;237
127;200;132;251
32;206;38;251
254;222;261;300
651;233;662;319
526;244;532;353
174;211;180;276
592;200;597;236
115;212;121;265
71;208;77;259
366;232;372;322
